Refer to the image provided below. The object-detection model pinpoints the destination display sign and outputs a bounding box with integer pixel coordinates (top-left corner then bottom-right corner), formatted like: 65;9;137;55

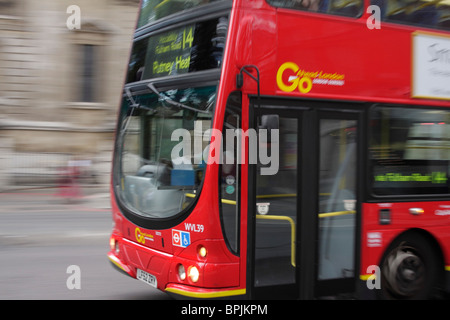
143;24;195;79
372;160;449;195
126;17;227;84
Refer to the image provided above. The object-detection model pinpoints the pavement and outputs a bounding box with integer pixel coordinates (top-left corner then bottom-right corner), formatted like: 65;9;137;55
0;184;112;210
0;184;113;247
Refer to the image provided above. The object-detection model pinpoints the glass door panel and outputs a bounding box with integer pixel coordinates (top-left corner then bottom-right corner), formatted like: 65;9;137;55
317;117;358;291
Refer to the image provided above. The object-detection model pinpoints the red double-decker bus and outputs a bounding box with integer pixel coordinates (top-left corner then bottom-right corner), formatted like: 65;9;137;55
108;0;450;299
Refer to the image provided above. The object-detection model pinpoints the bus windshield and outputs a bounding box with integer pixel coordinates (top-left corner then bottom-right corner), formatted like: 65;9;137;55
114;85;216;220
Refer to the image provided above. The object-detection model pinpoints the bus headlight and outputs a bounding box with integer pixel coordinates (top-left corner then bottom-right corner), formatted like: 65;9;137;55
188;266;200;283
177;264;186;281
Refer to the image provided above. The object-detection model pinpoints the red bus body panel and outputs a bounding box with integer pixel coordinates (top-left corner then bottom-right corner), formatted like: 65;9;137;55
109;0;450;298
361;202;450;277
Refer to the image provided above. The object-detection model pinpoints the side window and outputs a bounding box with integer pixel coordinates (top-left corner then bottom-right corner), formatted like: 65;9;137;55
219;92;241;255
370;106;450;196
371;0;450;31
0;0;20;16
68;22;107;103
79;44;97;102
136;0;223;28
266;0;363;17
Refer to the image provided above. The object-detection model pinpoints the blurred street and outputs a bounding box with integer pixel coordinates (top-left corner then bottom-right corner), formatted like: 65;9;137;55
0;186;169;300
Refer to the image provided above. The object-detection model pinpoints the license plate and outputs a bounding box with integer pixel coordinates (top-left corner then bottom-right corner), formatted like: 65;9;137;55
136;269;157;288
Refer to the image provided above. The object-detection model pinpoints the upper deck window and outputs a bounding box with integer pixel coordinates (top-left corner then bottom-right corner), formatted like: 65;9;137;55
371;0;450;30
137;0;224;28
266;0;364;17
127;17;228;83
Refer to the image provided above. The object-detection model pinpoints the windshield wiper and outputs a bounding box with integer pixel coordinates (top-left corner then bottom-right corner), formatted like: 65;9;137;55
125;87;140;109
147;83;210;114
125;88;153;111
121;88;152;134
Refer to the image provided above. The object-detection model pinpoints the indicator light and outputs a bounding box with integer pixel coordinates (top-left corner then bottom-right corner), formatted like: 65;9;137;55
409;208;424;215
198;246;207;258
178;264;186;281
109;237;115;251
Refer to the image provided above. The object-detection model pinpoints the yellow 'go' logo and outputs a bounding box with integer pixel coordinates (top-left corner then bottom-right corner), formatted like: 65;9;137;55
135;227;153;244
135;228;145;244
276;62;313;94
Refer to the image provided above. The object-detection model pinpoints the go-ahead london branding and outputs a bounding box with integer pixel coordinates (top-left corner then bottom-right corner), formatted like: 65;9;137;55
276;62;345;94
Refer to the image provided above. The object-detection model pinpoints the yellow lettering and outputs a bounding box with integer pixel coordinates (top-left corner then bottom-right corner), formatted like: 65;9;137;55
298;76;313;93
135;228;145;244
276;62;300;92
135;227;154;244
176;55;190;70
277;62;346;93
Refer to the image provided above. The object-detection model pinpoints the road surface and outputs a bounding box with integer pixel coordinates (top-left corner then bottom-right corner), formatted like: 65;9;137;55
0;188;170;300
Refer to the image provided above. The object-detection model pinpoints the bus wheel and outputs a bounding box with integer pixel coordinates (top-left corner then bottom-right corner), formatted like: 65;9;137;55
379;233;441;300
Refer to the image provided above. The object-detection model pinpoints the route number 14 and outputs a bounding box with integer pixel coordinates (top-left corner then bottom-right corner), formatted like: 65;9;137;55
183;27;194;49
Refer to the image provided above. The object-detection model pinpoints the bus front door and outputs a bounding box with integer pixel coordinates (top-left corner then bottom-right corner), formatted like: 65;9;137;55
248;102;360;299
250;107;301;299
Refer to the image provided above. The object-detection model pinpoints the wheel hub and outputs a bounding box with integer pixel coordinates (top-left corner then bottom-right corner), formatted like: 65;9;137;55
382;244;425;298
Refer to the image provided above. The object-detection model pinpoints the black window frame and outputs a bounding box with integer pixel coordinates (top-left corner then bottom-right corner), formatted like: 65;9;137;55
219;91;242;256
368;103;450;201
370;0;450;32
136;0;232;30
265;0;365;19
127;5;231;85
112;77;220;230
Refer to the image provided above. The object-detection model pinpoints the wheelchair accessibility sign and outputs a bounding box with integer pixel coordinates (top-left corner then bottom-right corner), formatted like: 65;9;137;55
172;229;190;248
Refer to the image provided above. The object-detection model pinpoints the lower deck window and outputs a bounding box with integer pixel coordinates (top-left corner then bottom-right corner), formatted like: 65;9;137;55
370;106;450;196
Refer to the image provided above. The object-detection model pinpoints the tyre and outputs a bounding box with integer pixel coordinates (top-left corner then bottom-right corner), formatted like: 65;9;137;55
378;232;442;300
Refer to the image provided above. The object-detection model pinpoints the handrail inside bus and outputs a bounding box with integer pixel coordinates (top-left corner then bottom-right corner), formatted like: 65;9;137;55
254;211;356;268
318;210;356;218
256;214;296;267
184;193;356;269
185;192;238;205
256;193;332;198
185;193;356;218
